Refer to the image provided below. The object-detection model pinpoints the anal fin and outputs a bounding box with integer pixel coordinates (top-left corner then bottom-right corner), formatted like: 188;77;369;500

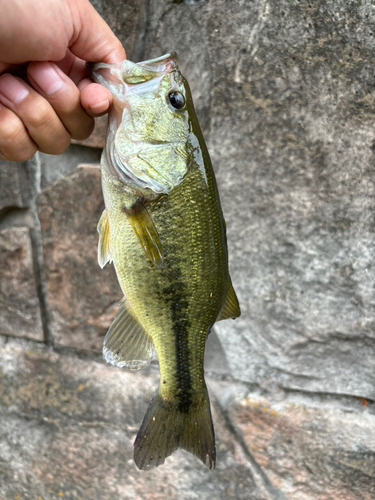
103;297;155;370
97;209;112;269
125;200;163;268
216;278;241;321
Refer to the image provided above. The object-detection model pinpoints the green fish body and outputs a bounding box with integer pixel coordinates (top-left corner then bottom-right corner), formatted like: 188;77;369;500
90;53;240;470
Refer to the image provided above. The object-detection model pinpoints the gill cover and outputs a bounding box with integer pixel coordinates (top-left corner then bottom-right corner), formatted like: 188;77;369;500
89;53;194;195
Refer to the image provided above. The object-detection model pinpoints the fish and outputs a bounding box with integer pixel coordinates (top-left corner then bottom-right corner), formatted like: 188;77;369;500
89;52;240;470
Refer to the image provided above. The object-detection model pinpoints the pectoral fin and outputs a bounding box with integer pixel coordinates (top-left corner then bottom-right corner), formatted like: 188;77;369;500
97;209;112;269
103;297;155;370
125;200;163;268
216;278;241;321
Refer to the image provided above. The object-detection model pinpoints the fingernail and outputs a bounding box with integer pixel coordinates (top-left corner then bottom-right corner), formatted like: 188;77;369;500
0;75;29;104
29;62;64;95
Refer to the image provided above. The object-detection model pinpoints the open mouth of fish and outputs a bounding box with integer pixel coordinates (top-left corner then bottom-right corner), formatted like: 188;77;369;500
87;52;178;102
87;53;190;194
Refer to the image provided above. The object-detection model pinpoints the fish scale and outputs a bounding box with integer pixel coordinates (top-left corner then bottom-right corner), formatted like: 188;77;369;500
105;159;226;401
90;52;240;470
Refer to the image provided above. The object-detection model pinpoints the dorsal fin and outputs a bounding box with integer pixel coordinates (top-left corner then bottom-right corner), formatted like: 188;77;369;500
216;278;241;321
124;200;163;268
103;297;155;370
97;209;112;269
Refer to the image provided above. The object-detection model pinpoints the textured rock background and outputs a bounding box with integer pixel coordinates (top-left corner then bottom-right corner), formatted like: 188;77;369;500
137;0;375;399
1;0;375;499
37;165;120;352
0;227;43;341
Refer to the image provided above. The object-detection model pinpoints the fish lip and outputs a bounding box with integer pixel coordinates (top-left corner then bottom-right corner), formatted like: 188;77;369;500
86;61;105;77
140;52;177;65
86;61;125;101
87;52;178;86
136;52;178;73
86;51;176;71
86;61;122;83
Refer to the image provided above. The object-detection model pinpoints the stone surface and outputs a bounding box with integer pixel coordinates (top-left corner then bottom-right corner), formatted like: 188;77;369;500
2;1;375;498
204;327;230;376
0;160;35;214
37;164;120;352
71;116;107;149
89;0;143;59
0;343;268;500
0;227;43;341
0;161;24;213
230;392;375;500
141;0;375;399
39;145;102;189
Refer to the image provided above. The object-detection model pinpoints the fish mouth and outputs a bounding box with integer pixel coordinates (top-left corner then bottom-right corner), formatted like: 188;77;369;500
133;52;178;74
88;53;186;195
87;52;178;91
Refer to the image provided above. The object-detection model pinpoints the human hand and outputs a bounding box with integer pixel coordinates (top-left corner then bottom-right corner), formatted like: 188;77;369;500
0;0;126;161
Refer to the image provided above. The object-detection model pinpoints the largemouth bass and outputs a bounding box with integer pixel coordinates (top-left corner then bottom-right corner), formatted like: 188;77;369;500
89;53;240;470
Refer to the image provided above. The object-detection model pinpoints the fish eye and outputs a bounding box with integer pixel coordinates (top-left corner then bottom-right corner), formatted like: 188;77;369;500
168;91;185;110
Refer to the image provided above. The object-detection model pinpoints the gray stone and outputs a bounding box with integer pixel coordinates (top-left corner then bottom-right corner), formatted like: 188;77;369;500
39;145;102;189
2;1;375;497
141;0;375;399
0;160;36;214
229;390;375;500
0;227;43;341
0;204;34;230
0;343;268;500
204;328;230;376
89;0;142;59
0;161;24;213
37;164;121;352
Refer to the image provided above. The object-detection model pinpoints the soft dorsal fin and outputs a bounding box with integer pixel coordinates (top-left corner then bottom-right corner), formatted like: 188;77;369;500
103;297;155;370
124;200;163;268
97;209;112;269
216;278;241;321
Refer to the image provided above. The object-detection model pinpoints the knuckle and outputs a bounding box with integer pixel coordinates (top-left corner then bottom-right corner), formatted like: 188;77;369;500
39;133;70;155
1;142;36;161
0;111;36;160
0;113;24;144
30;101;54;130
15;147;37;161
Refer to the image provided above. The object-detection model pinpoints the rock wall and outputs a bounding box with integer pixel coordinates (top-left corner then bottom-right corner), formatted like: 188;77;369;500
1;1;375;499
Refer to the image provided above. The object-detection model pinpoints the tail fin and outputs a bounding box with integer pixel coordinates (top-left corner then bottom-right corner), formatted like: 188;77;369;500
134;388;216;470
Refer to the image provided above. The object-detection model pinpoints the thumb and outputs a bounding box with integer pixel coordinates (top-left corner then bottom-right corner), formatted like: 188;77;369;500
68;0;126;64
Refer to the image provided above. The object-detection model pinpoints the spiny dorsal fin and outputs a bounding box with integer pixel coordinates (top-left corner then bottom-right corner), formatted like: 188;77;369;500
97;209;112;269
216;278;241;321
103;297;155;370
125;200;163;268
